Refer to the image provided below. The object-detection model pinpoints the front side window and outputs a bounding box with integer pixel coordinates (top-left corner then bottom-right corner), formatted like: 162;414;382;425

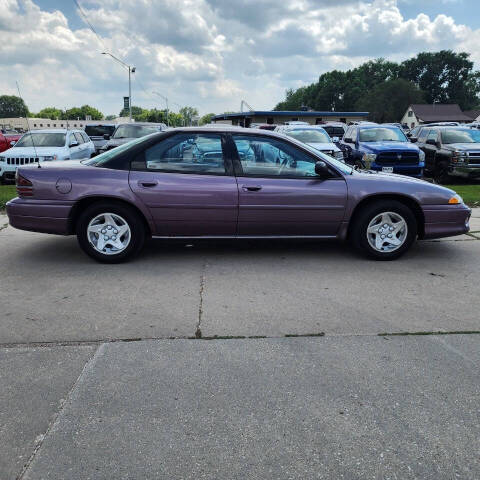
15;132;66;147
426;130;438;142
284;128;331;144
113;124;160;139
141;133;226;175
232;135;318;177
359;127;407;142
74;132;84;144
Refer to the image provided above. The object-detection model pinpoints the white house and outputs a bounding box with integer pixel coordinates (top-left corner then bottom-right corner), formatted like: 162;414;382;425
401;104;473;129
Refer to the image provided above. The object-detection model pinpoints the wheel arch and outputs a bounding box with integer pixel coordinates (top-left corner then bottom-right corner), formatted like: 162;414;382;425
347;193;425;239
68;196;152;236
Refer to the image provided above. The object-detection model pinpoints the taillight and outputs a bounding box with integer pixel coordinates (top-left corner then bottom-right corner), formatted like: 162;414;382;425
16;173;34;197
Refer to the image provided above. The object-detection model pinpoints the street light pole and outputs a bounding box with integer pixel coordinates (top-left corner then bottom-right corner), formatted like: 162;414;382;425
102;52;135;122
152;91;169;127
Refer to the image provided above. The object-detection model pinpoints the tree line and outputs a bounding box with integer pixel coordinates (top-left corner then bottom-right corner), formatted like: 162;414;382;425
274;50;480;123
0;95;213;125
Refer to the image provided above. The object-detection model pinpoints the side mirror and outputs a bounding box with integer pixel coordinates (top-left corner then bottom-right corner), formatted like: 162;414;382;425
343;137;353;143
332;136;340;143
410;137;418;143
69;141;79;147
103;134;111;140
426;138;436;146
315;161;330;178
10;140;16;146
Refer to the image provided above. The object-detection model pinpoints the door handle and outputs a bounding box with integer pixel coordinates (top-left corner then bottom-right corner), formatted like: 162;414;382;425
139;181;158;188
242;185;262;192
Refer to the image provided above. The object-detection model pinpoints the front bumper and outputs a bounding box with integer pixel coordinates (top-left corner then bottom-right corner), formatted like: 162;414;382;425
421;204;471;239
449;164;480;179
6;198;73;235
370;161;424;178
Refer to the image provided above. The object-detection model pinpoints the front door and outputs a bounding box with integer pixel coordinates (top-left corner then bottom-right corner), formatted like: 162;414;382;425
129;132;238;236
230;134;347;236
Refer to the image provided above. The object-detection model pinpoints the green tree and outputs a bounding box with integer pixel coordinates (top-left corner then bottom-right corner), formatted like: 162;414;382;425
0;95;29;117
64;105;103;120
179;106;199;125
119;105;147;120
400;50;480;109
37;107;63;119
355;79;425;123
105;114;117;120
199;113;215;125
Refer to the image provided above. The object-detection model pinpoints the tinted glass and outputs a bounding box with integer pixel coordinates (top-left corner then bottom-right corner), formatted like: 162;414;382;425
426;130;438;141
284;128;331;143
417;128;429;143
324;126;345;137
15;133;66;147
441;129;480;144
85;125;115;137
143;133;225;175
232;135;318;177
359;127;407;142
113;124;161;139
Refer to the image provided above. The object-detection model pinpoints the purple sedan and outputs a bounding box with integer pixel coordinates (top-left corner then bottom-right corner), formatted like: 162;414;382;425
6;126;471;263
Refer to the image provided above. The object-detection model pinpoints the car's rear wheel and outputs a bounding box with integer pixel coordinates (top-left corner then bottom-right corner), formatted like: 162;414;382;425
351;200;417;260
76;202;145;263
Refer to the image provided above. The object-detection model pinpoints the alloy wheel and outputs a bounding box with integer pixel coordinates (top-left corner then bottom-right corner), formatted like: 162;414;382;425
86;212;131;255
366;211;408;253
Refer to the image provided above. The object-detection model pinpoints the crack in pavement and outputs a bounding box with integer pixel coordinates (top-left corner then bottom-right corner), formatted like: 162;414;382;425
16;344;104;480
195;260;207;339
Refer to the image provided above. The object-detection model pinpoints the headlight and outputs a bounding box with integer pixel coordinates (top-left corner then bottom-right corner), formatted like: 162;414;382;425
43;155;57;161
419;150;425;161
0;157;5;163
363;153;377;162
448;194;464;205
452;151;467;164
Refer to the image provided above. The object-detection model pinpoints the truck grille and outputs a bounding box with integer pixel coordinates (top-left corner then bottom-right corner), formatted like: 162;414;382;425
5;157;40;165
375;152;419;165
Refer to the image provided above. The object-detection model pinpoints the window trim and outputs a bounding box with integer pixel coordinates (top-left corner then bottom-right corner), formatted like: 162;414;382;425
129;132;234;177
227;132;342;180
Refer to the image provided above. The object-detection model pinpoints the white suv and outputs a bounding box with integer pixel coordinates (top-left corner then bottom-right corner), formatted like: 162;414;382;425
275;125;344;161
0;129;95;183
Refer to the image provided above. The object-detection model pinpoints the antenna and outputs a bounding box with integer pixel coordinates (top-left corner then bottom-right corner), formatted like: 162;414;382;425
16;81;40;168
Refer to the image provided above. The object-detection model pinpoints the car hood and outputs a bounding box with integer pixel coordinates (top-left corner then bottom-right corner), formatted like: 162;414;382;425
0;146;66;157
444;143;480;151
359;142;419;153
307;142;340;152
103;138;133;148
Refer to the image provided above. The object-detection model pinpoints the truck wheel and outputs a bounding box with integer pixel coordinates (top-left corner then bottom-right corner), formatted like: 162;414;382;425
351;200;417;260
433;161;451;184
76;202;145;263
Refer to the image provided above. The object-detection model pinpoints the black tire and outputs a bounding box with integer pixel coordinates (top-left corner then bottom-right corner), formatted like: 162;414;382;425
76;201;146;263
350;200;417;260
433;160;451;184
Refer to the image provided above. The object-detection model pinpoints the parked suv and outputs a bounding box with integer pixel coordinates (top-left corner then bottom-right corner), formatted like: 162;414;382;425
416;126;480;183
341;124;424;177
84;123;116;154
0;129;94;183
100;122;167;153
275;125;344;161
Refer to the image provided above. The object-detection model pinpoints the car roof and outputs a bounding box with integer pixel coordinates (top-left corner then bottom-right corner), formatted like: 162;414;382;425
28;128;84;133
115;122;166;127
85;123;116;127
357;124;398;129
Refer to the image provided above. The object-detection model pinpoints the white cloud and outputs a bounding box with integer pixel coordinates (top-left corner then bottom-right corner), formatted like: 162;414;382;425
0;0;479;116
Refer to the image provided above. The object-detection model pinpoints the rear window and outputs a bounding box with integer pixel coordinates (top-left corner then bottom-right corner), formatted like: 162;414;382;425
323;126;345;137
85;125;115;137
113;125;161;139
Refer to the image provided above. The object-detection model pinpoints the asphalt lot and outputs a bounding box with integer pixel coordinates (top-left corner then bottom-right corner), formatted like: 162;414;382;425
1;211;480;479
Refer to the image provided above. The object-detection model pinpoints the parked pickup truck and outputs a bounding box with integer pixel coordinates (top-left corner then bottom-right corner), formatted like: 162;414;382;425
341;124;424;177
0;129;22;153
416;126;480;183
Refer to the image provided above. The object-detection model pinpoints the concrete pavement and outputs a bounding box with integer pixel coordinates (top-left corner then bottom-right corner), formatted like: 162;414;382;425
1;215;480;479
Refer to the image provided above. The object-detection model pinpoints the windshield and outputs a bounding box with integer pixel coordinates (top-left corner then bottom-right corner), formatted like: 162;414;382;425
359;127;407;142
85;125;115;137
441;129;480;144
83;134;158;167
285;129;331;144
113;124;160;139
15;132;66;147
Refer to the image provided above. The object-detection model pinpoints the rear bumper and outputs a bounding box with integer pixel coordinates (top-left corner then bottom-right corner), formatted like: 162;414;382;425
421;204;471;239
6;198;73;235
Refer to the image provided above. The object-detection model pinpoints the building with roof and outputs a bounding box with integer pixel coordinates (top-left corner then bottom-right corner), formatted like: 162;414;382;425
212;110;369;127
401;104;473;129
0;117;131;133
463;110;480;122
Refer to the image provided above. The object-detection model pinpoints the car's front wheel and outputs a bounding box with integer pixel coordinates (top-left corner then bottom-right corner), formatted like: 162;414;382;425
76;202;146;263
351;200;417;260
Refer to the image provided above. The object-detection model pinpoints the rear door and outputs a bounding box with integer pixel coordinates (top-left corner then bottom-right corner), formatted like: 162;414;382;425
230;133;347;236
129;132;238;236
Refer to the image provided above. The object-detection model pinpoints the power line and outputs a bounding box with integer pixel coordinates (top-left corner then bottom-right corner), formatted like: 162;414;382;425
71;0;106;49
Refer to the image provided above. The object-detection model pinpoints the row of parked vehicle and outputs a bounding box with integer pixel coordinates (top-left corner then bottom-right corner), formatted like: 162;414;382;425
261;121;480;184
0;122;167;183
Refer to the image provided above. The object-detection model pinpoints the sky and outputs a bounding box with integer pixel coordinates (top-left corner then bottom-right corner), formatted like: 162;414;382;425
0;0;479;117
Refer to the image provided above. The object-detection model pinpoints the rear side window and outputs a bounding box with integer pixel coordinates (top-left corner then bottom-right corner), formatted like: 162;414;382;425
138;133;226;175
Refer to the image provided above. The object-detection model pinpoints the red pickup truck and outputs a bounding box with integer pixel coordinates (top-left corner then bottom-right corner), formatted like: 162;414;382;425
0;129;22;153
